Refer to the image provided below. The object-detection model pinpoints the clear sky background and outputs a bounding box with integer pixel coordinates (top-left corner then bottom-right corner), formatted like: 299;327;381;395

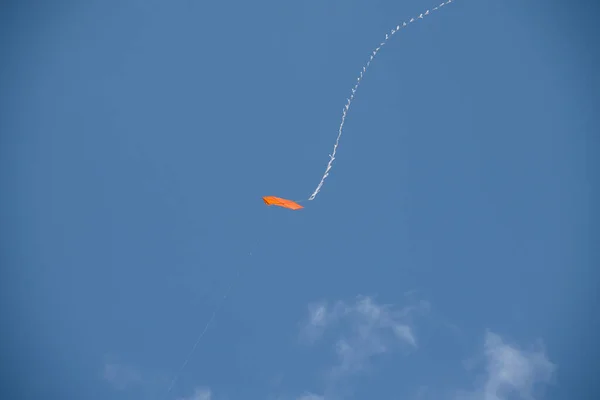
1;0;597;399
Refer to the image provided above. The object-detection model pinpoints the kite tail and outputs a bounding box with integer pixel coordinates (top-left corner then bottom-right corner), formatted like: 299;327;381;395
308;0;455;201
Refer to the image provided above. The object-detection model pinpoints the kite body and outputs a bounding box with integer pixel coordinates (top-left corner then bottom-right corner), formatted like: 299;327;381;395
263;196;303;210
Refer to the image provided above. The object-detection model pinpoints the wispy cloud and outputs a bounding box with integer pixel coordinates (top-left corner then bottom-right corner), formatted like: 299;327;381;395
298;298;556;400
299;295;427;398
301;301;337;343
456;331;556;400
479;331;555;400
102;356;171;399
103;362;143;390
179;387;212;400
296;393;324;400
413;331;556;400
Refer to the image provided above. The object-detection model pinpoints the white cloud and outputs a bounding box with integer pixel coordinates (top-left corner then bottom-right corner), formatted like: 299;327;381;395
299;301;555;400
180;387;212;400
300;295;427;397
481;331;555;400
102;362;143;390
457;331;556;400
296;393;324;400
301;301;337;343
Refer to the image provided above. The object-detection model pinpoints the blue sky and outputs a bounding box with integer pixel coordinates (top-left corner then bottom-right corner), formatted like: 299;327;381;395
1;0;597;399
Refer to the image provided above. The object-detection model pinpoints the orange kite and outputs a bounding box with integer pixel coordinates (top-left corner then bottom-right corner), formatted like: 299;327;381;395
263;196;303;210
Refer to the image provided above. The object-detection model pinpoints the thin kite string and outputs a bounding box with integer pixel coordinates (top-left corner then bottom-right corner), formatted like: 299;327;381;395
166;270;240;394
166;232;264;395
308;0;456;201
